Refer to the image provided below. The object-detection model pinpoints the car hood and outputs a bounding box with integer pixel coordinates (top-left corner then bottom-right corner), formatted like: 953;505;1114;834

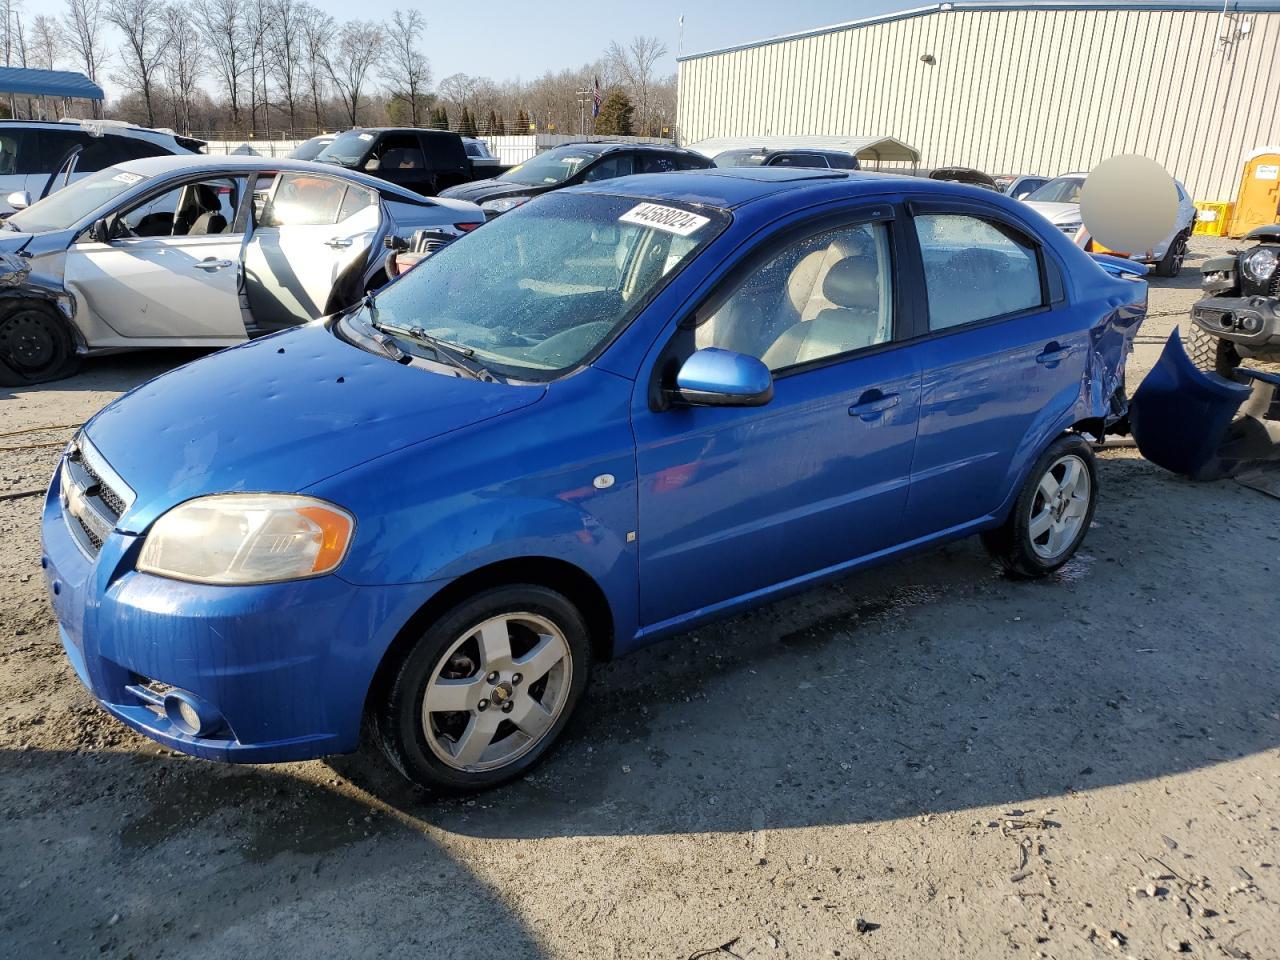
438;179;547;203
1023;200;1080;224
81;323;546;533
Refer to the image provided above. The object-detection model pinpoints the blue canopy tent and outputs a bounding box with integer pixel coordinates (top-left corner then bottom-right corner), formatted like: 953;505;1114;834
0;67;104;101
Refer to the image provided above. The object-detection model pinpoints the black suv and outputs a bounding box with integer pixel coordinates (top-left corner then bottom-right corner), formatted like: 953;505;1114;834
314;128;475;196
438;142;712;216
712;147;861;170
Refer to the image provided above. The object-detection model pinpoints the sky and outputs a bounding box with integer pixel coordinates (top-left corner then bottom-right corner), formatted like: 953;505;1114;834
283;0;910;86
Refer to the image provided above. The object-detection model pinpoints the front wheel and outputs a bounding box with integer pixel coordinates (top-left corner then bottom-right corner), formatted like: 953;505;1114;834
982;434;1098;579
0;302;81;386
372;585;591;793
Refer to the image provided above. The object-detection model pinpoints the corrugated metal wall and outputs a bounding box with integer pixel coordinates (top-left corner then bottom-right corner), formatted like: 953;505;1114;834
677;5;1280;201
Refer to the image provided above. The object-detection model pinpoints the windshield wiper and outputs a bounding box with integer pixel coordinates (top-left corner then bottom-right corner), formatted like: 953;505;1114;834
370;315;497;382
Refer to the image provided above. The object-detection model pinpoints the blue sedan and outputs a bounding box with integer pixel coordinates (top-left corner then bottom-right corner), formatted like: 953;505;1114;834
41;168;1147;792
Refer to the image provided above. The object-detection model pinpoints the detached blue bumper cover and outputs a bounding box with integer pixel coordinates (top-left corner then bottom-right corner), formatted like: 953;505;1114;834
40;473;437;763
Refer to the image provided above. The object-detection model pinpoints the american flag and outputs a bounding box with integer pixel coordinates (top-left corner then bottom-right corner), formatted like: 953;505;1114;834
592;76;602;118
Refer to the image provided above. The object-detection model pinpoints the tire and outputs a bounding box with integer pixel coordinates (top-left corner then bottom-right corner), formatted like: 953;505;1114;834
1152;230;1188;278
372;585;592;793
0;301;81;387
1184;322;1242;379
981;434;1098;579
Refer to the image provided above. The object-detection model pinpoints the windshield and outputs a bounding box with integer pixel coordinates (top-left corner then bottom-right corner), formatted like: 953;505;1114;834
341;192;728;378
315;130;374;167
714;149;768;168
6;167;146;233
499;147;601;186
1026;176;1085;204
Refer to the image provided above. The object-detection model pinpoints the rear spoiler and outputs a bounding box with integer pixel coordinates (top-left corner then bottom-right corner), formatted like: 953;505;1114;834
1090;253;1148;279
176;135;207;154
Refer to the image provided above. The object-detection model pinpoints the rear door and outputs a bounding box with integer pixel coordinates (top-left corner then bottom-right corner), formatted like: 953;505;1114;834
361;132;433;196
899;203;1085;538
63;174;250;340
242;171;381;328
423;133;472;193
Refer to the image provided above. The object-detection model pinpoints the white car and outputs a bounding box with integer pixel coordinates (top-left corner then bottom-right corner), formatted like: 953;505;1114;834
0;155;484;385
1022;172;1196;276
0;118;203;216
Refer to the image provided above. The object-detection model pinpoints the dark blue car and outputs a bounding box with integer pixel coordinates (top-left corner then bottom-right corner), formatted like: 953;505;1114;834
41;168;1147;792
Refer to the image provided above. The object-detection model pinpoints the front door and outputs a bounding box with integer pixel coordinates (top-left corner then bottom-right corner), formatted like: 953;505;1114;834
634;214;922;629
63;174;249;340
242;172;381;329
900;208;1088;539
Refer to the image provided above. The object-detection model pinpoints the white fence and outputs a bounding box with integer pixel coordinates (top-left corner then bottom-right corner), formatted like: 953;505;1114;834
203;133;676;164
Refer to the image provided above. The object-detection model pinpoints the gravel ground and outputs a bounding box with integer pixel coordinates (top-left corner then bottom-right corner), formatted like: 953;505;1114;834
1;237;1278;960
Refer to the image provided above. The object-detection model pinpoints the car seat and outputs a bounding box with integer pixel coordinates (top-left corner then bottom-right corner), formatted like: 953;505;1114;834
763;256;883;367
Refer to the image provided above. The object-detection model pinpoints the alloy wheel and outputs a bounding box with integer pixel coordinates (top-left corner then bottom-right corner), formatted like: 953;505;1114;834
1028;454;1091;560
421;612;572;772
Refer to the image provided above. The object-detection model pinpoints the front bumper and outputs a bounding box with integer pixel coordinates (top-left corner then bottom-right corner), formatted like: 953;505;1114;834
1192;295;1280;353
40;465;438;763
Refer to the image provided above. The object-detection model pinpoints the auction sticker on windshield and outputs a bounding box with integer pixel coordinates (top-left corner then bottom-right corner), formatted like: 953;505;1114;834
112;172;144;185
619;202;710;237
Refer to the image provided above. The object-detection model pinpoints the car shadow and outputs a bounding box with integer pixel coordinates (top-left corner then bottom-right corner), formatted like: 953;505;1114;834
0;348;216;402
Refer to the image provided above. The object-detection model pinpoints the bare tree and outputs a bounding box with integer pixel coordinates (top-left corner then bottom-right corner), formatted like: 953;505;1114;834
323;19;384;126
195;0;246;134
243;0;272;135
63;0;108;93
267;0;303;132
384;8;430;127
606;35;667;135
298;2;332;130
161;3;201;133
105;0;171;127
30;14;61;68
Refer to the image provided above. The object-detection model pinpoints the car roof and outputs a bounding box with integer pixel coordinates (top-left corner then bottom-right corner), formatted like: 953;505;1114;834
571;167;986;210
548;141;699;156
341;127;459;138
112;154;431;202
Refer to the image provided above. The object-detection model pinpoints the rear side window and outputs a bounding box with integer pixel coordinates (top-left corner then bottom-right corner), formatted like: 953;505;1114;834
678;154;711;170
35;130;92;169
262;173;347;226
423;134;468;171
915;214;1044;330
825;153;860;170
337;184;376;221
78;135;169;172
639;154;679;174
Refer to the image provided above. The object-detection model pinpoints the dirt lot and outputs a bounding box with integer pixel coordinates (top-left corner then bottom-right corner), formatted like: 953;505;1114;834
2;238;1278;959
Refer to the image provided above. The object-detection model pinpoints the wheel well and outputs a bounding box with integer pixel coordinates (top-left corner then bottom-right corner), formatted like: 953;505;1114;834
1069;417;1106;443
364;557;615;713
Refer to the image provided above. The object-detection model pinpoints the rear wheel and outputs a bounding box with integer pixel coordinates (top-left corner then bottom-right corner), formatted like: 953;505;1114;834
982;434;1098;579
0;301;80;387
1152;230;1188;278
372;585;591;793
1184;322;1242;379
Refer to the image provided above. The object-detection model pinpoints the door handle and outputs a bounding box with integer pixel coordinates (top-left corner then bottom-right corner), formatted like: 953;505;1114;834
325;237;353;249
193;259;234;271
1036;343;1073;367
848;392;901;421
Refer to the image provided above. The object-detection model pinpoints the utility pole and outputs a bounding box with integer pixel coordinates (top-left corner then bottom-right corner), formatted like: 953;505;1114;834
576;88;591;137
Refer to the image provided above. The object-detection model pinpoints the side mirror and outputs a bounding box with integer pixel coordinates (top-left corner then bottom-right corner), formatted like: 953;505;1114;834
89;218;112;243
673;348;773;407
6;190;30;211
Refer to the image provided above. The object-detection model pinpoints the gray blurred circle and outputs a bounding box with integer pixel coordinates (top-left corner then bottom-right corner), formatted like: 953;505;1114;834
1079;155;1179;253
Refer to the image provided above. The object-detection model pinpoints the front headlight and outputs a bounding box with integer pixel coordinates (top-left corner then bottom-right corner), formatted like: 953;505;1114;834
1241;247;1279;283
480;196;529;214
1056;218;1083;235
138;494;354;585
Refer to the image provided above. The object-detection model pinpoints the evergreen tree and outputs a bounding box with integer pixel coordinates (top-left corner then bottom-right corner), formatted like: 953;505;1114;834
487;109;500;135
594;89;635;136
516;109;530;133
458;107;479;137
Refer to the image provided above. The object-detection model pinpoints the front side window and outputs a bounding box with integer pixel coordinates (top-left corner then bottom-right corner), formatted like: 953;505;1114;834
695;221;894;372
915;214;1043;330
582;154;635;182
118;176;245;237
366;133;426;173
261;173;347;226
343;192;728;377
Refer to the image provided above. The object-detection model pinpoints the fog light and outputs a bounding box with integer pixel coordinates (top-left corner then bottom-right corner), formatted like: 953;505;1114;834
163;691;223;738
1239;315;1262;333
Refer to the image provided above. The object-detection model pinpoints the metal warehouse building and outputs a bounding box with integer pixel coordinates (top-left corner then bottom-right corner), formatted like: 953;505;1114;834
676;0;1280;202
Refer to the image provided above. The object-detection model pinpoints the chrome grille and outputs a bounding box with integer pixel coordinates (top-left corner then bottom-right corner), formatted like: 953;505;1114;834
60;438;134;558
